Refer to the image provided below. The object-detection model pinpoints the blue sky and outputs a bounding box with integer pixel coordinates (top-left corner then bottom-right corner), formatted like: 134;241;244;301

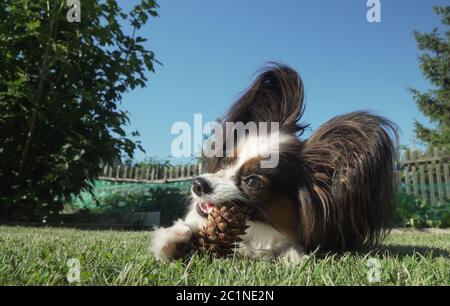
118;0;448;163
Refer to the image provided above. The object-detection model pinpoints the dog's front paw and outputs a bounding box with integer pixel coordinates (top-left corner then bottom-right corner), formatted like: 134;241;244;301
279;245;308;265
150;220;193;260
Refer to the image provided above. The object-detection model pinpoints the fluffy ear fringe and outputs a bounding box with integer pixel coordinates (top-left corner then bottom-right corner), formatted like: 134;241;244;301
205;63;309;173
223;62;308;135
299;111;399;251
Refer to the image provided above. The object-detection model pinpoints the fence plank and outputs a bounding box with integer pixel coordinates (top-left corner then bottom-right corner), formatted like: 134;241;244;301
411;165;418;197
115;166;120;179
444;163;450;199
419;165;426;201
436;163;444;203
135;167;139;180
108;166;113;178
103;166;108;176
404;166;411;195
150;167;155;181
428;164;435;204
123;166;128;179
145;167;150;180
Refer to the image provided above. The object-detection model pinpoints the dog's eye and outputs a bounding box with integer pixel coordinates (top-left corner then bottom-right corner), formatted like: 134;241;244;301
244;175;262;189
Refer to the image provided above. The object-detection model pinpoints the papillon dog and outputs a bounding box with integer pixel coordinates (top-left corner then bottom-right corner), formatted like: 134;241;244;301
151;63;398;263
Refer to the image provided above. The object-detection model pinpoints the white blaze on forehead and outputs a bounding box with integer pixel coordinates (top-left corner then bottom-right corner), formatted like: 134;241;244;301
191;131;293;206
225;132;293;177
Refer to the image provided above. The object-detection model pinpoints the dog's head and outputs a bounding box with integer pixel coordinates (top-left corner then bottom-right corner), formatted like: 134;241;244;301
190;64;307;241
190;63;398;251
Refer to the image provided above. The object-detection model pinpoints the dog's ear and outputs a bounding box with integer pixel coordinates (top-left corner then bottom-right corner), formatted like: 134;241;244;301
223;63;308;135
204;64;307;173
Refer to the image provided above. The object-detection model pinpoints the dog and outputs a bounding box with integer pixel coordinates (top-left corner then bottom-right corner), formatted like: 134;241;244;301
151;63;398;263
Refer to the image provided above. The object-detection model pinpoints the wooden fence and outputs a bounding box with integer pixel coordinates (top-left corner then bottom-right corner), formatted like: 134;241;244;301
99;163;203;184
400;148;450;203
99;148;450;203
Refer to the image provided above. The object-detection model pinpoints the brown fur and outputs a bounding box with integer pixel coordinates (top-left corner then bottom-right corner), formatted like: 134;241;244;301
300;112;398;251
205;63;398;252
235;156;300;243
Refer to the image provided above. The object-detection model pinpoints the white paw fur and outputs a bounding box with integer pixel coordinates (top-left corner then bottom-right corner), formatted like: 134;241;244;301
279;245;308;265
150;220;192;260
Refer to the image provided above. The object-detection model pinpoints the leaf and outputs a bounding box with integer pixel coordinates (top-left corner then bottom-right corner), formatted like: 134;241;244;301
26;20;40;31
80;271;90;282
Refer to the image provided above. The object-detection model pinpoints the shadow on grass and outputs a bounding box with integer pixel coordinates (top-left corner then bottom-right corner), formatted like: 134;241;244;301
374;244;450;259
313;244;450;260
0;221;149;231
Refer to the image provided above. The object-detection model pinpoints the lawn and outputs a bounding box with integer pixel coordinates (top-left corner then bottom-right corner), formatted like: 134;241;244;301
0;226;448;285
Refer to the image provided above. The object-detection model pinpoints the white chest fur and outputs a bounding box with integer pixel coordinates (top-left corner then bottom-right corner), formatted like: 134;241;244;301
238;221;295;258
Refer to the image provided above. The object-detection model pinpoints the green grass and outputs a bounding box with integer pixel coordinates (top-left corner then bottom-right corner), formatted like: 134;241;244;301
0;226;448;285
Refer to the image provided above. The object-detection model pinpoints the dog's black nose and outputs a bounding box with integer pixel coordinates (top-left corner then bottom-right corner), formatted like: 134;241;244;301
192;177;212;196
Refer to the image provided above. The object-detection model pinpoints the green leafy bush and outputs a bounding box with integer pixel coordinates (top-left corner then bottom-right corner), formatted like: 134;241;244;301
0;1;159;221
396;192;450;228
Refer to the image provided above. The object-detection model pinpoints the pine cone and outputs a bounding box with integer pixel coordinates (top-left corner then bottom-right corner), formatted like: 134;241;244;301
190;205;250;257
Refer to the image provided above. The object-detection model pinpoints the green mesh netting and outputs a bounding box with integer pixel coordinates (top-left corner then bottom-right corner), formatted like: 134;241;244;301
71;179;192;210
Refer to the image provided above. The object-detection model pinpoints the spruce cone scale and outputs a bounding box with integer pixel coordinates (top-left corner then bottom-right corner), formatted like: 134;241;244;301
189;205;250;257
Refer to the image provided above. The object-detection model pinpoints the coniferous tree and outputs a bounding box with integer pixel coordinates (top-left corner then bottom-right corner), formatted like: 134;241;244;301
410;6;450;151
